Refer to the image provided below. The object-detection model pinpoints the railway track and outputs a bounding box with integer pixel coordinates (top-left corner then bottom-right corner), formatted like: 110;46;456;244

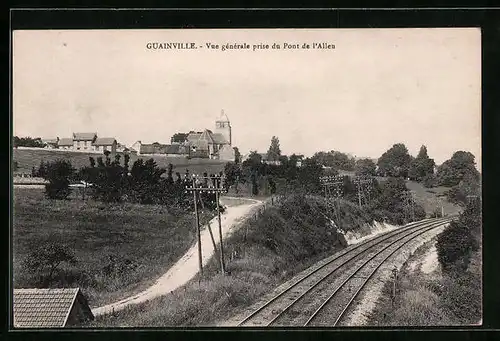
236;217;453;327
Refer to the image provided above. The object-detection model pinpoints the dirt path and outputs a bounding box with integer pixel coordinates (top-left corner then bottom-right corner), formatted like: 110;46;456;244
92;196;264;317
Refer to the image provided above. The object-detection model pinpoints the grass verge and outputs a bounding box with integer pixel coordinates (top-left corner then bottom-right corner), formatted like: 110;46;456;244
368;242;481;326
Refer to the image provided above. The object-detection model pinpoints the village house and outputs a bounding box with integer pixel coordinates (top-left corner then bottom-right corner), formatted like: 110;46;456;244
58;138;74;150
72;132;97;151
165;144;190;157
137;142;168;156
13;288;94;328
93;137;117;153
50;132;118;153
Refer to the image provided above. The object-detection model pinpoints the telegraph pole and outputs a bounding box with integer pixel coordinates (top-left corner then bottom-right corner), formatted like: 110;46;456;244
353;176;373;208
190;176;203;279
320;175;344;221
466;195;479;206
185;174;228;276
320;175;344;200
214;175;227;274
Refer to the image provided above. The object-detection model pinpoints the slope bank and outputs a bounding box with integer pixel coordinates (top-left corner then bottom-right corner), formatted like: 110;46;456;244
91;194;403;327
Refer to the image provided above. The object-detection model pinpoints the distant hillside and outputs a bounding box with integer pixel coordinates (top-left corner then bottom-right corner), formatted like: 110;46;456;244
12;148;227;175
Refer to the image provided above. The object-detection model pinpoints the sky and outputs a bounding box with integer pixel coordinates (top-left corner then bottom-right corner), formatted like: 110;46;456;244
13;28;481;167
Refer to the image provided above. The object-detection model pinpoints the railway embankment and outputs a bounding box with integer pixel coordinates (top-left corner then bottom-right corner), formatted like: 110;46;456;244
91;193;394;327
366;200;481;326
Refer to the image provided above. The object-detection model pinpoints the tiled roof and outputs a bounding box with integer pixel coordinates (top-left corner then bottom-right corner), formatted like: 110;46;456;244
93;137;116;146
73;133;97;141
199;130;214;144
187;133;202;143
13;288;84;328
58;138;74;146
165;144;189;154
140;144;168;154
211;133;228;144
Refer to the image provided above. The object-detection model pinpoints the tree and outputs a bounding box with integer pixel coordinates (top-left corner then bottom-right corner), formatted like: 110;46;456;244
279;155;289;167
171;133;189;144
377;143;412;178
312;151;333;167
251;171;259;195
22;242;77;285
224;162;241;190
437;199;481;273
166;163;174;185
354;158;376;176
297;158;323;193
13;136;45;148
408;145;435;181
37;161;48;178
312;151;355;171
371;177;419;225
267;136;281;162
233;147;241;164
43;160;74;200
84;155;126;203
127;159;166;204
436;151;479;187
446;171;481;206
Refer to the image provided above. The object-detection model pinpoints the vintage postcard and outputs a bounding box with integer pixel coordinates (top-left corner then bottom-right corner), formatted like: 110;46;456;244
12;28;481;328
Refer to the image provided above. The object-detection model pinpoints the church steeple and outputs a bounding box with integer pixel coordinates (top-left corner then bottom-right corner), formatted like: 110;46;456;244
215;109;232;145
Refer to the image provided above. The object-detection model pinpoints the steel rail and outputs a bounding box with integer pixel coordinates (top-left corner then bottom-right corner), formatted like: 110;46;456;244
237;216;451;326
304;219;450;326
266;218;452;326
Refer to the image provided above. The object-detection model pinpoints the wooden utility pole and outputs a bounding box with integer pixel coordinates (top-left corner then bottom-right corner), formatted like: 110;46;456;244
186;174;228;276
320;175;344;221
191;177;203;279
353;176;373;208
215;176;226;274
320;176;344;200
466;195;479;205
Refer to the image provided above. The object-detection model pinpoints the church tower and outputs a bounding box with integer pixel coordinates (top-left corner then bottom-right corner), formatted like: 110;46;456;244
215;109;232;145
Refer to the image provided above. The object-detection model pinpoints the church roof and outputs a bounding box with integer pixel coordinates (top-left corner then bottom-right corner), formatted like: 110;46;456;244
187;130;228;145
211;133;228;144
199;130;214;143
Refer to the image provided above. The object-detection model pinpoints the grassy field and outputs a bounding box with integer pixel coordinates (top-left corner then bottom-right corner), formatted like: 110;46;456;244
12;187;218;307
13;148;226;175
404;180;461;216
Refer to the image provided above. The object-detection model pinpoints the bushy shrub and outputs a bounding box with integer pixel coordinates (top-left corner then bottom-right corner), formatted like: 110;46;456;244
437;199;481;273
422;174;436;188
43;160;74;199
22;242;77;286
